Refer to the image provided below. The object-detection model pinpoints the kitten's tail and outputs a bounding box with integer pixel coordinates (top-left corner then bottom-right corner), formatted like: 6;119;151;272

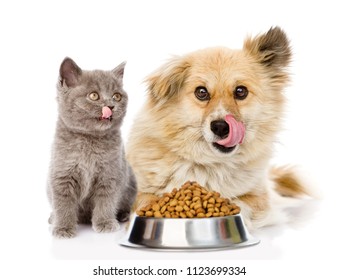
270;165;317;198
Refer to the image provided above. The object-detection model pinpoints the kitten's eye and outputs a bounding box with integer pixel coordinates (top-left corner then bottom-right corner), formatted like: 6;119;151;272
194;86;210;101
234;86;248;100
88;92;99;101
113;93;122;102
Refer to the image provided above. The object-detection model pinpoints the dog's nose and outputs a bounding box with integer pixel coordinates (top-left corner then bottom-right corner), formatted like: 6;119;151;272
210;120;229;138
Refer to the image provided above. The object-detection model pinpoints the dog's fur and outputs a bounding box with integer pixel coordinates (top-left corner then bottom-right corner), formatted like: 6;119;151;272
127;27;308;230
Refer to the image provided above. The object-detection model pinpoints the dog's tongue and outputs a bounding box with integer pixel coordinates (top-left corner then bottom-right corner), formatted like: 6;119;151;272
216;115;245;147
101;106;112;119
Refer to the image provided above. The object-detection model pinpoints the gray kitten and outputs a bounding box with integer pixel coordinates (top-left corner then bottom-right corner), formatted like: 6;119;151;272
48;57;137;238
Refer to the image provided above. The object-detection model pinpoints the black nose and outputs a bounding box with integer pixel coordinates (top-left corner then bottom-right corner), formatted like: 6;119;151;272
210;120;229;138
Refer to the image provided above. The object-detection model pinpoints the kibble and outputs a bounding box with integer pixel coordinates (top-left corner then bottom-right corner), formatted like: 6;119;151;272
136;181;241;218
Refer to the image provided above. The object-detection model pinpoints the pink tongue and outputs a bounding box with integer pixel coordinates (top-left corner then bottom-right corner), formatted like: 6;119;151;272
101;106;112;119
216;115;245;147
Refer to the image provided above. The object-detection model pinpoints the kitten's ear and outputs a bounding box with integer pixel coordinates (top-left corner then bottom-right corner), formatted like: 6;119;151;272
112;61;126;82
59;57;82;87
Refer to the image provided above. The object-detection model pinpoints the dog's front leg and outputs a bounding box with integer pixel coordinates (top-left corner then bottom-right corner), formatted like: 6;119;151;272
133;192;160;212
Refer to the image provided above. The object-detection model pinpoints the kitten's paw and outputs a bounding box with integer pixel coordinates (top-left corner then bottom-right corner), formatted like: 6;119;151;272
117;210;131;223
93;219;120;233
52;226;76;238
48;213;54;224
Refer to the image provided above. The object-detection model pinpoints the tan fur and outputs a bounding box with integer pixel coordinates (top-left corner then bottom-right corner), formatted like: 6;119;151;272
127;27;308;229
132;192;160;212
270;166;309;197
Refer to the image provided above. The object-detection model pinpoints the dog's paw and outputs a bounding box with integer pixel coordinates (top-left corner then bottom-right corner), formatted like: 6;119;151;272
52;226;76;238
93;219;120;233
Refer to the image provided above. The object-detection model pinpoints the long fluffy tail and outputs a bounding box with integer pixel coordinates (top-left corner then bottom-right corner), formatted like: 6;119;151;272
270;165;313;197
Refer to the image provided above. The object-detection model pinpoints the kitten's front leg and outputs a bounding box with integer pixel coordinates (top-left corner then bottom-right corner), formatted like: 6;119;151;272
92;185;120;233
51;180;78;238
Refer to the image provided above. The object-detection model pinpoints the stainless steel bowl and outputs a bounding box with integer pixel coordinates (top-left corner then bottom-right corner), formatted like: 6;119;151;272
120;214;259;250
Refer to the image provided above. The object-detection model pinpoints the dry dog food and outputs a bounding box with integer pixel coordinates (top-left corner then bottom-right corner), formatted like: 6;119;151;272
136;181;240;218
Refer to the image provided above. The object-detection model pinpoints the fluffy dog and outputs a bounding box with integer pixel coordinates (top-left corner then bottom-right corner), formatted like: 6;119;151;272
127;27;308;230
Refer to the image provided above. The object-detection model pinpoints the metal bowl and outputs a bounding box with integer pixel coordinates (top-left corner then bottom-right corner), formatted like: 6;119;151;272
119;214;259;250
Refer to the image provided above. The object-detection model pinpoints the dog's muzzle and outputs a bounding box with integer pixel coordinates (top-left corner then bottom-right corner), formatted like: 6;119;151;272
210;120;229;138
210;115;245;153
210;120;235;153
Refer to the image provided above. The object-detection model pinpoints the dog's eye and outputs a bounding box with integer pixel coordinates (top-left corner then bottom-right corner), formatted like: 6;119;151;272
194;86;210;101
234;86;248;100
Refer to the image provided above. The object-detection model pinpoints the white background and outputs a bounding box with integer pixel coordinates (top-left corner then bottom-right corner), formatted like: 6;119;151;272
1;0;338;279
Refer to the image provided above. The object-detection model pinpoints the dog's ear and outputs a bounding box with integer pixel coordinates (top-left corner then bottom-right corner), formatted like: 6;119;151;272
243;27;291;70
145;56;190;103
